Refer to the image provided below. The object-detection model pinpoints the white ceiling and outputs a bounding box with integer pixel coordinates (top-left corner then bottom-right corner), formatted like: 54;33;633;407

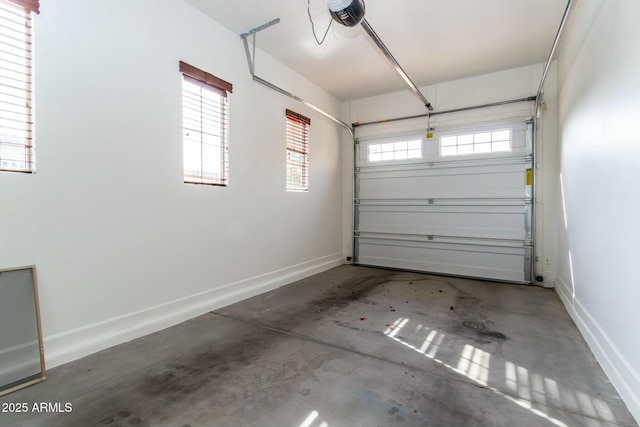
184;0;567;101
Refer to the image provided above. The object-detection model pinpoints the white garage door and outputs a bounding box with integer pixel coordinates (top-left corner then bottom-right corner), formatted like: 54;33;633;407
354;120;533;283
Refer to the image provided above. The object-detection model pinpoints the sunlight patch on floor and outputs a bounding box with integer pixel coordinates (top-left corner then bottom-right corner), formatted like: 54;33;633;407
381;315;618;426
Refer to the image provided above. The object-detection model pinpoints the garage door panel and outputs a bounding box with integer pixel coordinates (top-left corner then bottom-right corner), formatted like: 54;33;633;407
357;204;528;212
359;174;525;194
358;184;526;201
357;157;528;172
358;209;527;240
357;164;528;184
356;124;530;168
358;168;528;200
356;238;526;282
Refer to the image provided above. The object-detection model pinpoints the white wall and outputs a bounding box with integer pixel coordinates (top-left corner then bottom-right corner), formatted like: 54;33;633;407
342;64;545;262
553;0;640;420
0;0;346;368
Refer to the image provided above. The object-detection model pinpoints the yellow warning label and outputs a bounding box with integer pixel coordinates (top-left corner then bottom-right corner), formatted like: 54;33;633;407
526;168;532;186
426;133;433;139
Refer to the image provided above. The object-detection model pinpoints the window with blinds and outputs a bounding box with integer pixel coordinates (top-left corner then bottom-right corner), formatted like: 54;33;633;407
180;61;232;186
0;0;39;173
286;109;310;192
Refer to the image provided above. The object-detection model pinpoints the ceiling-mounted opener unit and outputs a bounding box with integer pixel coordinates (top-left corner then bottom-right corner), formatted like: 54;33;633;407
327;0;433;111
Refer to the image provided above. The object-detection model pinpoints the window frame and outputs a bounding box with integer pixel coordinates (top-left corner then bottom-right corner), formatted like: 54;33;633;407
0;0;39;174
179;61;232;186
286;109;310;192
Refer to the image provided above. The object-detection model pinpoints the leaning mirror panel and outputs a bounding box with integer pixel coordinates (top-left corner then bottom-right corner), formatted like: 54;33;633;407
0;266;46;396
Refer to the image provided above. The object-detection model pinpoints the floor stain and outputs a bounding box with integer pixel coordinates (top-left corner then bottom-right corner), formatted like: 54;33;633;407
310;272;395;313
299;388;311;396
95;410;147;427
333;320;363;332
479;331;508;341
463;321;486;330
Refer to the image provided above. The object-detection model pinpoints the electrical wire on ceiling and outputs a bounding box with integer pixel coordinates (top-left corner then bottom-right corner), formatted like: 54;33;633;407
307;0;333;45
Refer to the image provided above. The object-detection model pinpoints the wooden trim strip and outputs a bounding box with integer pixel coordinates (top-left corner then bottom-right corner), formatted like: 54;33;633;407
179;61;232;94
5;0;40;14
286;109;311;125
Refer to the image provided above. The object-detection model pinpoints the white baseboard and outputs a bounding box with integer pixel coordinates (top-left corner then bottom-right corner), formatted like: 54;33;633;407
44;253;344;370
556;277;640;424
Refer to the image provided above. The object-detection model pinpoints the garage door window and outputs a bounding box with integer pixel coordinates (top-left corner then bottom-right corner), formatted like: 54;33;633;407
368;139;422;162
440;129;511;157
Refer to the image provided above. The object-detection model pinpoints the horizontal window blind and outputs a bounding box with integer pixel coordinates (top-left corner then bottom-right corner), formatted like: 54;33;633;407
180;62;232;186
286;109;310;192
0;0;36;173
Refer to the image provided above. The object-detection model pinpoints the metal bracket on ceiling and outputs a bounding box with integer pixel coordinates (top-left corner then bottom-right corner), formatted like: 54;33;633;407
240;18;280;75
239;18;355;138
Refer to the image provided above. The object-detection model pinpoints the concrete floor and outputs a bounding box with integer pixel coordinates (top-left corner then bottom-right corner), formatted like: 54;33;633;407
1;266;637;427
